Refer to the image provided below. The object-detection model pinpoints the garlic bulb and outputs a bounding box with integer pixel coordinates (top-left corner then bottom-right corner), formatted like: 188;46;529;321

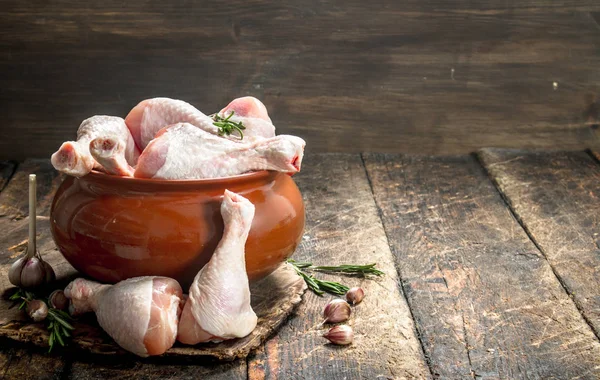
323;299;351;323
9;255;55;289
323;325;353;345
26;299;48;322
345;287;365;305
8;174;56;290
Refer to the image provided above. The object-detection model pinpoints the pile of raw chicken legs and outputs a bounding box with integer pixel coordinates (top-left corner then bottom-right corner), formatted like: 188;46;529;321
51;96;305;179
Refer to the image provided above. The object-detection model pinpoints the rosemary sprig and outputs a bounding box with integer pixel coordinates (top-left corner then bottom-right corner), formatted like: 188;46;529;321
287;259;383;296
292;266;350;296
47;308;74;352
8;287;74;352
8;288;34;310
212;111;246;139
312;263;384;277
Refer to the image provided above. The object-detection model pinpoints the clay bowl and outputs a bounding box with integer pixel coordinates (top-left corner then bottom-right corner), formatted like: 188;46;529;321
50;170;305;290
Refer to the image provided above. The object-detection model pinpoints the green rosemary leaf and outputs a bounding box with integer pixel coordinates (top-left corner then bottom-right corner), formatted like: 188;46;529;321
55;328;65;346
61;326;71;338
48;309;75;330
313;279;349;295
9;292;21;301
311;263;384;276
212;111;246;140
286;259;313;269
48;329;55;352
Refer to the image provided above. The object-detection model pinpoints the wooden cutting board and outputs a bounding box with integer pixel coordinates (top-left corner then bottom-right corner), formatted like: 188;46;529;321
0;255;307;361
0;160;307;360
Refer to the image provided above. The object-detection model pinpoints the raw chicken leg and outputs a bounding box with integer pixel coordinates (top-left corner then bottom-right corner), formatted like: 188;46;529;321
217;96;275;139
89;136;135;177
64;276;183;357
134;123;305;179
51;116;140;177
125;97;217;149
177;190;257;344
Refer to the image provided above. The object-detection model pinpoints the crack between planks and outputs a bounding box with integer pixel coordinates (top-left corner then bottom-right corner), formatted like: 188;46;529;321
0;348;16;379
461;315;476;379
436;260;475;378
245;355;250;380
0;161;19;194
360;153;435;380
585;149;600;167
474;152;600;343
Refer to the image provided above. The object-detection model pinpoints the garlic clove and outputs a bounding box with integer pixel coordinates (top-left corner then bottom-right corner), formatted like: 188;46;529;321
26;299;48;322
19;257;46;289
323;299;351;323
323;325;353;345
49;290;68;310
345;287;365;305
8;257;27;287
42;260;56;284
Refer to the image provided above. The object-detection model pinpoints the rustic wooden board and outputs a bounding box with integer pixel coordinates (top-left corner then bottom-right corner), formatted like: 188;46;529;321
34;263;305;360
0;263;305;361
478;149;600;338
1;2;600;160
248;154;430;379
363;153;600;379
0;164;306;360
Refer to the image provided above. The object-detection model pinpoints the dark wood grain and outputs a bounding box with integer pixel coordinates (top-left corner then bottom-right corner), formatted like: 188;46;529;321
0;160;69;380
0;346;67;380
478;149;600;338
68;359;247;380
248;153;430;379
1;2;600;160
0;162;16;193
0;159;63;223
363;153;600;379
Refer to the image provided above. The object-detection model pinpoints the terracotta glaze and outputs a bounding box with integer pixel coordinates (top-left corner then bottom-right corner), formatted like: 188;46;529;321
50;170;305;290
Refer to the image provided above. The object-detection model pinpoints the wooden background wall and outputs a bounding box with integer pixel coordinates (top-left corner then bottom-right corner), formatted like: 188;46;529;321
1;1;599;160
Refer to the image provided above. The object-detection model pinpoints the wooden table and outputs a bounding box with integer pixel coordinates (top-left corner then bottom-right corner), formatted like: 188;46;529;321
1;149;599;379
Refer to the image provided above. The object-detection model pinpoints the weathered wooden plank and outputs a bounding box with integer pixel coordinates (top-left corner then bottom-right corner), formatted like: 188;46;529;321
0;161;16;193
0;159;63;222
0;346;66;380
69;359;247;380
478;149;600;338
363;153;600;379
248;153;429;379
1;3;600;159
0;160;69;380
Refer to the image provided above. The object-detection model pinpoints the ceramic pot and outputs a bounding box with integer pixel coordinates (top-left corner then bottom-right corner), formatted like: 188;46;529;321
50;170;305;289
